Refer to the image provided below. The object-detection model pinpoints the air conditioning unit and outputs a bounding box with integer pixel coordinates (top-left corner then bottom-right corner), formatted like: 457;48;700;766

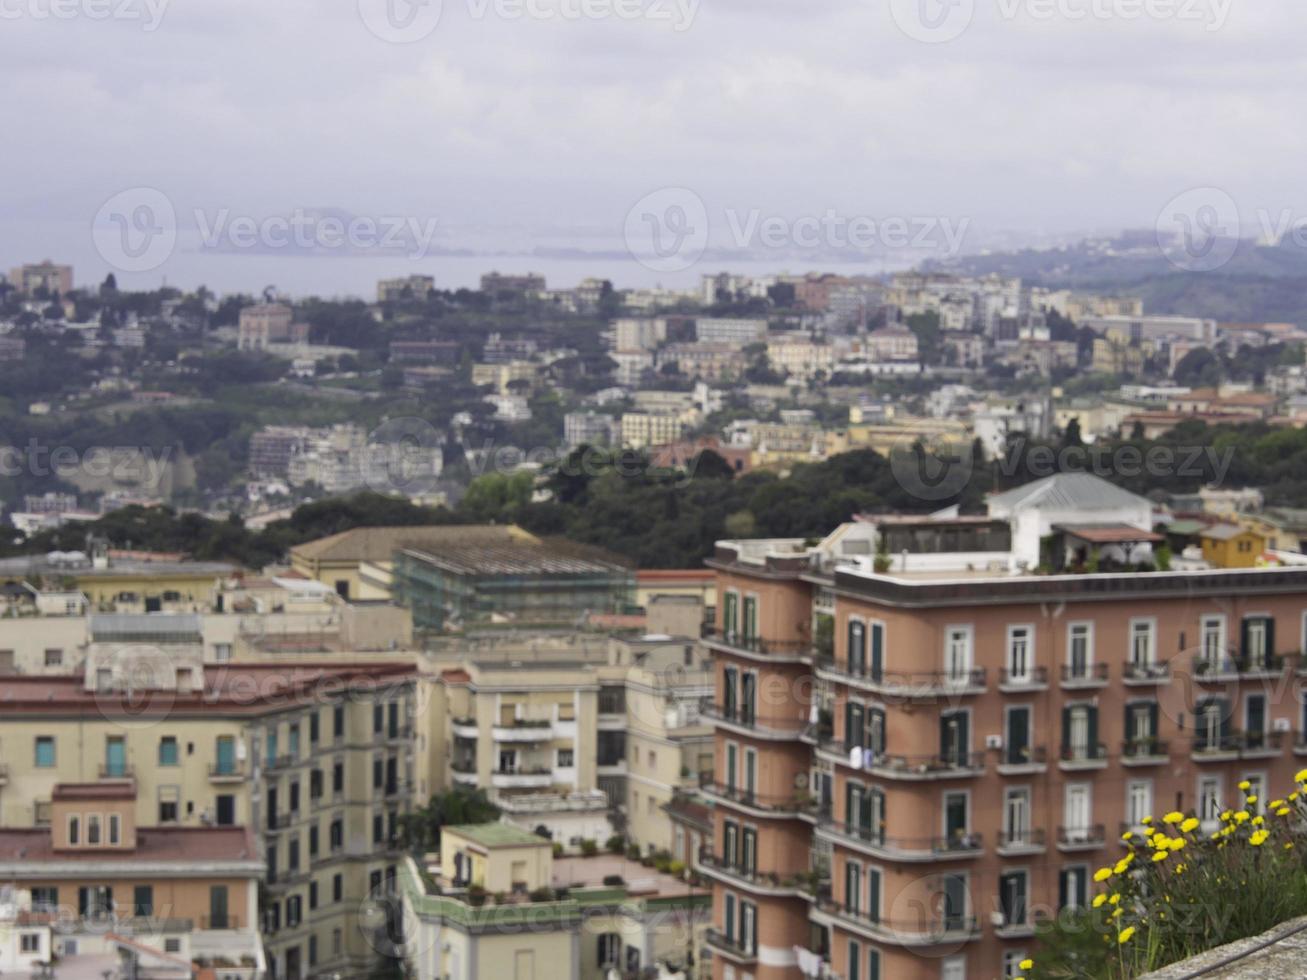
989;911;1005;927
1274;718;1292;733
985;735;1004;750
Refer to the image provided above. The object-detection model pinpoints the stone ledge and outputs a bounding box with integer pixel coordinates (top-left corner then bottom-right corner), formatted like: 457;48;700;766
1140;914;1307;978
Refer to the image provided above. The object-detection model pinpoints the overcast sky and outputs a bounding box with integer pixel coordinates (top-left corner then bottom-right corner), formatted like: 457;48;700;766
2;0;1303;295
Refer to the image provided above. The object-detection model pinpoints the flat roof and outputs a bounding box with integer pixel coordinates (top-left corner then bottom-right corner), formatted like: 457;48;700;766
446;823;549;849
0;826;257;865
1054;524;1164;544
401;539;631;577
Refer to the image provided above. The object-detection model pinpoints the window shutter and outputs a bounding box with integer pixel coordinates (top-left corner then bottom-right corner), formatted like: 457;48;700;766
1061;706;1072;755
1087;706;1099;753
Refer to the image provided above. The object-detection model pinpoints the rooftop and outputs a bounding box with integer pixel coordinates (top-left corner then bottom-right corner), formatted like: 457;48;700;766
400;537;631;577
0;825;258;867
988;472;1150;513
1054;523;1164;544
291;524;534;563
445;823;550;849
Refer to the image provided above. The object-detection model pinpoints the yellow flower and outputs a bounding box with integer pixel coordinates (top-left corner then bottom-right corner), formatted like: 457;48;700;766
1291;793;1300;801
1247;795;1259;806
1294;768;1307;783
1250;829;1270;847
1180;817;1200;833
1141;816;1154;825
1119;926;1136;944
1287;843;1295;850
1110;907;1123;919
1094;867;1113;882
1238;780;1251;791
1270;799;1284;809
1169;838;1186;851
1019;960;1033;971
1163;811;1184;824
1114;858;1131;874
1234;811;1251;824
1092;894;1107;908
1220;810;1232;821
1252;816;1265;827
1277;807;1293;817
1152;850;1169;862
1122;830;1134;841
1175;863;1186;874
1109;893;1121;905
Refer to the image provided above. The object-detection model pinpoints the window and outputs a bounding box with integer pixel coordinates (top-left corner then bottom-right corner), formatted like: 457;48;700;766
944;626;973;681
1201;615;1226;667
20;933;41;953
1064;783;1092;840
1130;619;1156;667
1125;701;1159;755
1243;616;1273;670
309;881;318;910
1004;787;1031;846
30;887;57;912
108;813;121;845
333;928;342;955
35;736;55;768
1199;776;1222;827
598;933;622;967
848;619;866;674
557;749;574;768
1067;622;1092;677
848;939;862;980
999;870;1028;927
374;704;384;734
1126;780;1152;830
159;787;179;823
164;938;181;953
1059;865;1087;909
310;824;320;857
68;815;80;845
333;873;344;903
133;885;153;917
44;648;63;666
1062;704;1099;761
213;642;232;663
310;712;320;743
288;724;300;759
1007;625;1033;682
333;761;344;794
1243;773;1266;814
158;736;179;766
87;814;102;845
333;704;345;738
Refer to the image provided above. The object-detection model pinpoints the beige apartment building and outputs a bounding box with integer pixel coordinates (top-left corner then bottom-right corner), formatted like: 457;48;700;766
419;631;713;855
700;487;1307;980
0;651;419;980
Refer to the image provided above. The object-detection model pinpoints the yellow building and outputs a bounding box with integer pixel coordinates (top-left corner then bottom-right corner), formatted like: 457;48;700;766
288;524;534;600
1200;524;1267;568
0;547;237;613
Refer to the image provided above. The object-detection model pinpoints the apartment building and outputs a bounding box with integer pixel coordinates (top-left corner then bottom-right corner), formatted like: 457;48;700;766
377;274;436;303
8;260;73;295
0;782;266;977
0;654;420;979
699;486;1307;980
418;630;713;855
397;823;708;980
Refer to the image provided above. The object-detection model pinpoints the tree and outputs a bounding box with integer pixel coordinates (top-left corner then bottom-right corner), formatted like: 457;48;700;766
1062;417;1084;449
1173;346;1222;387
399;788;500;851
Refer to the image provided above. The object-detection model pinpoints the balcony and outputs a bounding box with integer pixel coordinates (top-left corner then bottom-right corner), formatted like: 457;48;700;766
1122;660;1170;685
996;829;1046;857
815;816;983;863
813;652;987;698
1057;825;1106;852
702;703;806;741
451;718;479;740
1238;730;1285;759
208;762;246;783
492;721;555;743
451;759;478;784
1193;731;1285;761
704;929;757;964
998;666;1049;693
1194;653;1286;682
1061;663;1109;689
491;768;553;789
1121;738;1169;766
1058;743;1108;771
697;852;810;896
996;746;1047;776
1191;735;1241;761
98;764;134;780
200;915;242;930
267;812;293;832
835;750;986;782
698;775;816;818
265;754;296;771
811;898;981;948
701;628;810;664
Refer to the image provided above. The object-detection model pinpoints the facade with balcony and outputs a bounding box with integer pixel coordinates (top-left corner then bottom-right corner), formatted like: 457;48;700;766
701;506;1307;980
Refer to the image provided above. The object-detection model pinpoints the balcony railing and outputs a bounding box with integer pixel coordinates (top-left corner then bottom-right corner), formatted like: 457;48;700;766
1057;825;1106;849
698;775;816;815
998;746;1047;770
817;816;983;859
812;896;981;945
98;764;133;779
208;762;245;780
701;628;810;659
704;929;757;961
1194;652;1286;679
702;703;807;738
200;915;241;930
1122;660;1170;683
998;666;1049;690
1193;731;1285;757
812;651;987;696
833;747;985;780
698;852;813;892
1059;743;1108;767
997;829;1046;852
1122;738;1169;762
1061;663;1109;686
